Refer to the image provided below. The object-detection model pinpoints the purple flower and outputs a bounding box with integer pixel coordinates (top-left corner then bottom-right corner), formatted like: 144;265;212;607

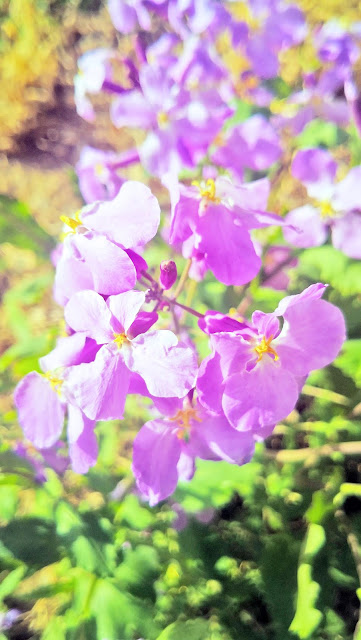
111;64;232;176
211;115;282;179
132;397;254;505
54;181;160;305
107;0;166;33
14;334;99;473
76;146;139;204
197;284;346;432
283;149;361;259
74;49;115;122
64;290;198;421
168;175;288;286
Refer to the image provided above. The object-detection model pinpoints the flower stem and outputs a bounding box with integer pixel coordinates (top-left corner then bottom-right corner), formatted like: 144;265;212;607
172;258;192;299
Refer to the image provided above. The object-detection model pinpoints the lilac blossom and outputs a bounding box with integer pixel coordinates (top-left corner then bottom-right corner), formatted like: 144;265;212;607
211;115;282;179
76;146;139;204
132;396;254;505
243;1;307;80
111;64;232;176
168;175;288;285
54;181;160;305
197;284;346;433
283;149;361;259
107;0;166;34
14;333;99;473
74;49;115;122
64;290;198;421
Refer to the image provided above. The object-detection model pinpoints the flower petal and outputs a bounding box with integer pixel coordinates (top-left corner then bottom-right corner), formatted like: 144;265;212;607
196;205;261;286
132;419;181;506
65;346;130;420
65;290;113;343
14;372;65;448
83;181;160;248
275;298;346;376
283;205;328;248
75;234;136;295
126;330;197;398
107;290;145;334
223;359;299;431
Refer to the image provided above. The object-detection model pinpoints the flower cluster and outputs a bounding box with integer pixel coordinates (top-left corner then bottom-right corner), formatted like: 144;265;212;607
14;0;360;505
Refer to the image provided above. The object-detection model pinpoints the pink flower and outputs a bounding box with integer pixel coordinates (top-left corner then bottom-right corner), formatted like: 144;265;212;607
132;396;254;505
54;181;160;305
168;175;288;286
64;290;198;421
284;149;361;259
197;284;346;433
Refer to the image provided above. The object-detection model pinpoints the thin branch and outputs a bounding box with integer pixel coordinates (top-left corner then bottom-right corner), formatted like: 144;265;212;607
264;441;361;464
172;258;192;299
302;384;351;407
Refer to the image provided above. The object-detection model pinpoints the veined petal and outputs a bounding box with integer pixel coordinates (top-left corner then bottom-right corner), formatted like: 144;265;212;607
82;181;160;248
65;346;130;420
197;205;261;286
223;359;299;431
125;330;197;398
65;290;113;343
132;419;181;506
274;283;327;316
67;404;97;474
275;298;346;376
107;290;145;334
75;234;136;295
14;372;65;449
190;412;255;465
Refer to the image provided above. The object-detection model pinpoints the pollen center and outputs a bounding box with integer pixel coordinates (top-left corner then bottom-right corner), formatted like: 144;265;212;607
60;210;82;233
318;200;335;219
113;332;129;348
170;407;201;440
44;372;63;395
254;335;279;363
157;111;169;128
192;178;220;203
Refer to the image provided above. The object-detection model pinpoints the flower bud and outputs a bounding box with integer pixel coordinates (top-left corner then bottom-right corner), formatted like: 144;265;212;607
159;260;177;290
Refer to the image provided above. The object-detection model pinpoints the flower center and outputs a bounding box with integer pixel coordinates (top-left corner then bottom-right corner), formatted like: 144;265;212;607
113;332;129;348
43;372;63;395
192;178;220;203
254;335;279;363
60;210;83;233
157;111;169;128
318;200;335;219
170;407;201;440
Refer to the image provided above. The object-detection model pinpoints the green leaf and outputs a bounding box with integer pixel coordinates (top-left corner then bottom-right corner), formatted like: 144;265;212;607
0;566;26;602
0;195;54;256
90;578;159;640
295;119;338;149
156;619;212;640
334;340;361;387
289;525;325;639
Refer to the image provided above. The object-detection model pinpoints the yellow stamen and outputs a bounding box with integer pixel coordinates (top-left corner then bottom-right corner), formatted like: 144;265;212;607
192;178;220;203
94;163;105;178
157;111;169;128
254;335;279;363
60;210;82;233
43;372;63;395
170;407;201;440
318;200;335;219
113;332;129;349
